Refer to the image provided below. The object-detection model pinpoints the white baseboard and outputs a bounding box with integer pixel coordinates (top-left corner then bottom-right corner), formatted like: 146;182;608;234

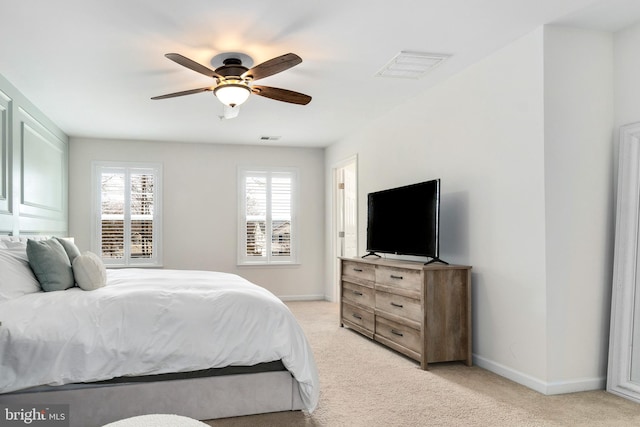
278;294;326;301
473;354;606;395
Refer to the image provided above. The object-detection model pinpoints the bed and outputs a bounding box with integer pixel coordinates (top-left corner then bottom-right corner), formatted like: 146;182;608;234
0;236;319;427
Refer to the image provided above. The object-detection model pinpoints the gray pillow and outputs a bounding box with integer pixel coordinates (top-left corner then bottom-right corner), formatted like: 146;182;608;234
26;239;75;292
54;237;81;264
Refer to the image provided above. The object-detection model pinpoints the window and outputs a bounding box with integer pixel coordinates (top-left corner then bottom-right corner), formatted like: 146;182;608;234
92;162;162;267
238;167;298;265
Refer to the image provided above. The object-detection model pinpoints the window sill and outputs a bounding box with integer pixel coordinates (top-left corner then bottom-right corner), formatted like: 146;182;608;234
105;264;164;269
237;262;300;268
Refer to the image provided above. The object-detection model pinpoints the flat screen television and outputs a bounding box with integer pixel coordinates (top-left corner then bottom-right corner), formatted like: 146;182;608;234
365;179;445;264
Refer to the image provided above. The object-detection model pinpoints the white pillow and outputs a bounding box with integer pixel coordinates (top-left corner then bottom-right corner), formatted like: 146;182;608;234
0;249;42;301
72;251;107;291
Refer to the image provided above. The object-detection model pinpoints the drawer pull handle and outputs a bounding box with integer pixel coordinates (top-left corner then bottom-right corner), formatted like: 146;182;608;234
353;268;364;272
390;302;404;308
353;290;363;296
352;313;362;320
390;274;403;280
391;329;404;337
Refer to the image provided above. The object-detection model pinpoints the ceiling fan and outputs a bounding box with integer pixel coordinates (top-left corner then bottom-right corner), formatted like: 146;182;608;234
151;52;312;114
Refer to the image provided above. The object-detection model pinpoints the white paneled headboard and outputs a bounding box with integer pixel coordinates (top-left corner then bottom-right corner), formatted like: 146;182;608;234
0;235;53;243
0;236;74;245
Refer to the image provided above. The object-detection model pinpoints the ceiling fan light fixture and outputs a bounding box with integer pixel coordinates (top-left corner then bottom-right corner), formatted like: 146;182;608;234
153;52;311;106
214;83;251;107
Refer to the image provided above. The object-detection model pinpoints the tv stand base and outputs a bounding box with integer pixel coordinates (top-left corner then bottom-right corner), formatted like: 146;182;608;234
361;252;381;259
361;253;449;265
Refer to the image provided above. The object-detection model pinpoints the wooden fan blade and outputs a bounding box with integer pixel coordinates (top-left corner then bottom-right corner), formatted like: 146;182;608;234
242;53;302;81
252;85;311;105
151;87;213;100
165;53;221;79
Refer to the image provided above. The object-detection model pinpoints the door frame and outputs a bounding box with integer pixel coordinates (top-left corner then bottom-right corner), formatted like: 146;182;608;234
330;155;358;302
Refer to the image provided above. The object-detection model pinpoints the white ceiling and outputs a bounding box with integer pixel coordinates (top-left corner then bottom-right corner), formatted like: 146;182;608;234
1;0;638;148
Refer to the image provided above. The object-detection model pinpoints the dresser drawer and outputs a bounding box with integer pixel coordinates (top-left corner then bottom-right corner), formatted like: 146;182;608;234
342;302;374;333
375;265;422;292
342;280;375;308
375;315;421;355
375;290;421;323
342;260;375;282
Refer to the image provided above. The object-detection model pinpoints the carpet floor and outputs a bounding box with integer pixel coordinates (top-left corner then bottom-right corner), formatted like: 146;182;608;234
205;301;640;426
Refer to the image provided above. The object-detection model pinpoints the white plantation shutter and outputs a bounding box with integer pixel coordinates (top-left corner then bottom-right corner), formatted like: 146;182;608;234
93;162;162;267
100;171;126;259
271;173;292;256
130;172;155;259
245;173;267;258
239;167;297;265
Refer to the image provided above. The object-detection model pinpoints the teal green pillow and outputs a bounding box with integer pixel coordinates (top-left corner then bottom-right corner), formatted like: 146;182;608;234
26;239;75;292
54;237;81;264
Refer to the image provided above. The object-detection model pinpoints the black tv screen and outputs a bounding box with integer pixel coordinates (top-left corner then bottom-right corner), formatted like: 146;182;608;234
366;179;441;260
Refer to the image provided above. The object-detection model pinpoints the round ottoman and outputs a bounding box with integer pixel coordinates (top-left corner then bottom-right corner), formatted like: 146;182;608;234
102;414;209;427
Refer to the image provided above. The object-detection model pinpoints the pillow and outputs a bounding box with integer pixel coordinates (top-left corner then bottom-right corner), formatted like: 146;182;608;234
0;249;42;301
72;251;107;291
26;238;75;292
54;237;81;264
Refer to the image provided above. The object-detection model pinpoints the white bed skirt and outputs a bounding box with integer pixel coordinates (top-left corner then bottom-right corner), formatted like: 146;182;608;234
0;371;305;427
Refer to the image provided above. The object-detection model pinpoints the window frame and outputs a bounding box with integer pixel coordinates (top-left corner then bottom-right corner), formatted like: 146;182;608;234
237;166;299;266
92;161;163;267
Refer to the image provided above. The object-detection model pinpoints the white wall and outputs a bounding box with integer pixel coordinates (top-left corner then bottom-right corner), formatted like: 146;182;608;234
69;138;325;300
615;22;640;130
543;26;614;390
326;29;550;382
326;24;618;394
0;73;69;236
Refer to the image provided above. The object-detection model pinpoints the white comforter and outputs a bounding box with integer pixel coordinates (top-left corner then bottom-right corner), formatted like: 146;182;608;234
0;269;319;412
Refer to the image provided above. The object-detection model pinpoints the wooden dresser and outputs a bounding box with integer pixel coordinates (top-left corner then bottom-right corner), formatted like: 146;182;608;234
340;257;472;369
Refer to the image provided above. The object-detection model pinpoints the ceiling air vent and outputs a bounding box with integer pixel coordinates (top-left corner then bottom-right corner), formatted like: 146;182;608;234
376;51;449;79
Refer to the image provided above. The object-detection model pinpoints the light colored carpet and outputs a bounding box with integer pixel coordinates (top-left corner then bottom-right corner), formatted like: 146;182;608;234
206;301;640;427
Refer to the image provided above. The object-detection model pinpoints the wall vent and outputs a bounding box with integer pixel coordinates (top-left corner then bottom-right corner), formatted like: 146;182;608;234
376;51;449;79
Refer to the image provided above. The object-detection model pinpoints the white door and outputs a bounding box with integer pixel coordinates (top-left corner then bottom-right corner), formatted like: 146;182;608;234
333;157;358;301
341;163;358;258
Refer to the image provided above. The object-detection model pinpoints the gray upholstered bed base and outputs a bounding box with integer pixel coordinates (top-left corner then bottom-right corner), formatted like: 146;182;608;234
0;371;305;427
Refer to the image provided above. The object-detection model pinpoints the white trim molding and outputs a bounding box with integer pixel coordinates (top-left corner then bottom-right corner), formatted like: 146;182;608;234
474;354;606;395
